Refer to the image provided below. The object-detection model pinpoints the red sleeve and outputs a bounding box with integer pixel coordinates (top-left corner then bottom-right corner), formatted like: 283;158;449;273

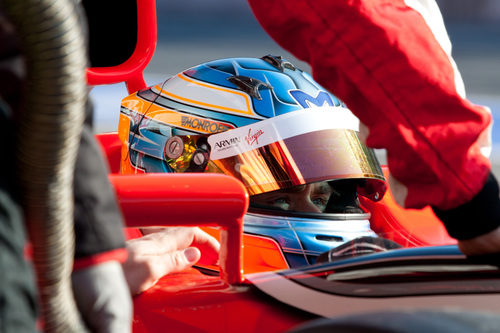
247;0;491;210
73;248;128;271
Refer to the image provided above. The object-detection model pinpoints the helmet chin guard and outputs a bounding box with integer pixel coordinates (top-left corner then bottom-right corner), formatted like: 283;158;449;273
244;211;376;267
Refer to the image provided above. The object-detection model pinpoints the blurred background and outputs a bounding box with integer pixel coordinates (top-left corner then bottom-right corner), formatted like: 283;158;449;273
91;0;500;176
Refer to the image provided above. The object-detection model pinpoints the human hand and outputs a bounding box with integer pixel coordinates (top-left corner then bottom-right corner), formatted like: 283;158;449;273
122;227;220;295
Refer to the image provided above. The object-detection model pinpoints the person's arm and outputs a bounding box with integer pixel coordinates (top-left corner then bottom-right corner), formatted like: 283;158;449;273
248;0;500;253
73;117;128;266
72;116;132;332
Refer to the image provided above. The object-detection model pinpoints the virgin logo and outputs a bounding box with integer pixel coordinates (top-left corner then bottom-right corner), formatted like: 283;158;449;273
245;128;264;146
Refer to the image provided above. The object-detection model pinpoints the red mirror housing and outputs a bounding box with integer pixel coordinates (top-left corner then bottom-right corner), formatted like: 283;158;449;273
85;0;157;94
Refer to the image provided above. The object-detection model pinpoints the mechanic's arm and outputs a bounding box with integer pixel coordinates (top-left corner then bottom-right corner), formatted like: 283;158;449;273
123;227;220;295
72;118;132;333
248;0;500;255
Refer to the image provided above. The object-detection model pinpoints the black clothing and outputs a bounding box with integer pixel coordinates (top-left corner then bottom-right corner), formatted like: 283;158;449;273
0;8;126;331
74;103;126;259
0;102;38;333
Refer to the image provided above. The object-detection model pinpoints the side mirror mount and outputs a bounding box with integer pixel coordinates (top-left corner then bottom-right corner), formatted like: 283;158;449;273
83;0;157;94
110;173;248;284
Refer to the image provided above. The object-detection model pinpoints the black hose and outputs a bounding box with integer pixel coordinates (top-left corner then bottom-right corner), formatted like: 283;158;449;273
1;0;87;331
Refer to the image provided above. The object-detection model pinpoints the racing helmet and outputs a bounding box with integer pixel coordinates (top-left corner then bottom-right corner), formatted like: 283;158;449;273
118;55;387;266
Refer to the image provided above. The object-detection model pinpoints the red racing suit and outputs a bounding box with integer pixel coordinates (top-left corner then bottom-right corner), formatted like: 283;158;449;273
248;0;500;240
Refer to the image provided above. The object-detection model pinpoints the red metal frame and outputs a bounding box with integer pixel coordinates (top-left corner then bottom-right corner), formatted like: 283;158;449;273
85;0;157;94
110;173;248;284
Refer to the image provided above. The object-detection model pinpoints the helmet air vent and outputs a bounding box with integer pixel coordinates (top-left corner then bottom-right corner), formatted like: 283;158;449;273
316;235;344;242
261;54;296;72
227;75;272;100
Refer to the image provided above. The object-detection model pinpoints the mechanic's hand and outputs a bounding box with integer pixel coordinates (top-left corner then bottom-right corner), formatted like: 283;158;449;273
123;227;220;295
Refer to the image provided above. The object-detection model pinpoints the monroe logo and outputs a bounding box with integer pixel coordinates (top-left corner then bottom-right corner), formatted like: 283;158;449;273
181;115;232;133
245;128;264;146
214;137;241;149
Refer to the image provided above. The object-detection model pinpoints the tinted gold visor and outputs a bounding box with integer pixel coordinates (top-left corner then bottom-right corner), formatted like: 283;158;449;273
207;109;386;201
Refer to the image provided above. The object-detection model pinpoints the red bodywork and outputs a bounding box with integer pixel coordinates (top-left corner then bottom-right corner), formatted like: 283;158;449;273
96;132;456;332
87;2;456;329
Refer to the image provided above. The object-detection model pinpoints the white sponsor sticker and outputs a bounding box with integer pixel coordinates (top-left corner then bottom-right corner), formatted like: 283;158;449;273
208;107;359;160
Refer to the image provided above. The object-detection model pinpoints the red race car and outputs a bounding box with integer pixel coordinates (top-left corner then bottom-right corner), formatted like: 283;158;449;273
9;0;497;331
85;1;500;332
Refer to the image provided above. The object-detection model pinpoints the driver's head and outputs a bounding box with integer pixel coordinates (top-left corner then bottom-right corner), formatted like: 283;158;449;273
118;55;387;212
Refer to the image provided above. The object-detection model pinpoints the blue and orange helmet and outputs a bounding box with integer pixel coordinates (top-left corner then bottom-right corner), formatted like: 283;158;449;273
118;55;387;265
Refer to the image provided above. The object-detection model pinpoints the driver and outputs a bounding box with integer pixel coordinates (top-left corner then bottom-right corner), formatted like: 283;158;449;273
251;181;335;213
118;55;388;271
251;180;363;214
